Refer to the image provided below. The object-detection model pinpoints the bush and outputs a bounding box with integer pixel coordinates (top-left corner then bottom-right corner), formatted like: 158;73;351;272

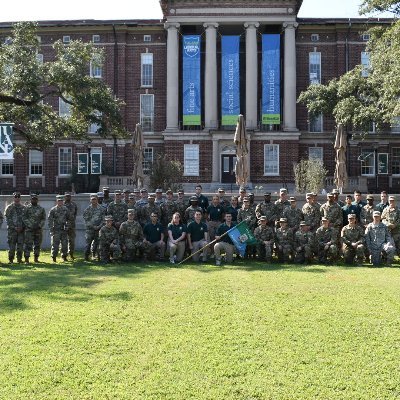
148;153;183;192
294;158;328;194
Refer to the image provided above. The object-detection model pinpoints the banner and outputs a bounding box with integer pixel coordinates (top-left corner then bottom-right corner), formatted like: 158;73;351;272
227;220;257;257
182;35;201;126
77;153;88;174
262;34;281;125
91;152;102;174
221;36;240;126
0;123;14;160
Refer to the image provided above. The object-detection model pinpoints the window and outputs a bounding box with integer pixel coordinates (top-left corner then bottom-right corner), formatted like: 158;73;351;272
143;147;153;174
361;51;370;77
0;160;14;175
391;117;400;133
141;53;153;87
59;147;72;176
140;94;154;132
369;121;376;133
184;144;199;176
362;33;370;41
309;51;321;84
360;149;375;176
90;55;102;78
309;114;323;133
92;35;100;43
144;35;152;42
63;35;70;44
90;147;102;174
309;147;323;161
392;148;400;174
29;150;43;176
89;111;102;134
36;53;43;64
59;97;71;118
264;144;279;175
311;34;319;42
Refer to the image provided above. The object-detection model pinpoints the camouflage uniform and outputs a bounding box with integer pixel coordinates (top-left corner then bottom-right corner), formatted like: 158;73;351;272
119;220;149;261
320;202;343;231
294;229;314;263
275;225;294;262
360;204;376;228
185;205;204;224
237;207;257;231
161;199;177;228
381;206;400;255
253;224;275;261
255;202;276;225
83;204;106;260
99;223;121;263
5;202;26;263
22;202;46;262
107;201;128;228
175;197;188;223
64;199;78;258
302;202;321;233
315;225;339;263
274;199;290;222
365;222;395;266
48;203;70;260
141;203;162;226
341;223;365;264
282;206;303;232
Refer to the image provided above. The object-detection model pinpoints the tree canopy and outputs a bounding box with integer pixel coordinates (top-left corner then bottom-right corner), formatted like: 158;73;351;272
0;22;127;149
298;0;400;134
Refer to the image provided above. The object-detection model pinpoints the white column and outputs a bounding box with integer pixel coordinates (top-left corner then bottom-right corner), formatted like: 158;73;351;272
244;22;259;130
283;22;298;132
203;23;219;130
212;138;219;182
165;22;180;131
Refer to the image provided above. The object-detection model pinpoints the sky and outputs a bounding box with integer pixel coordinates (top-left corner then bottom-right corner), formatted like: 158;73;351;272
0;0;394;22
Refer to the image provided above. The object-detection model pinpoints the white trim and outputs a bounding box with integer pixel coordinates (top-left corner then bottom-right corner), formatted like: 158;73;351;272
140;94;154;132
184;144;199;176
264;144;280;176
29;149;43;176
141;53;153;87
58;147;72;176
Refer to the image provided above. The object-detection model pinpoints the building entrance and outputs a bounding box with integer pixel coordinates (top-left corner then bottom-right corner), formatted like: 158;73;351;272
221;154;237;183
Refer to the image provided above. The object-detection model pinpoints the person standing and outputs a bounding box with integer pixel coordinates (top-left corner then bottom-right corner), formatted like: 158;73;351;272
302;193;321;233
48;195;70;262
22;194;46;263
194;184;209;212
320;193;343;232
381;195;400;256
63;192;78;260
376;191;389;214
360;194;376;229
5;191;26;264
107;189;128;230
255;192;276;227
206;195;224;243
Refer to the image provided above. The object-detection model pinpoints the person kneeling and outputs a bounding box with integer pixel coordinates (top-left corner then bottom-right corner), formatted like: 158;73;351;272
143;213;165;261
341;213;365;265
187;211;209;263
214;213;235;266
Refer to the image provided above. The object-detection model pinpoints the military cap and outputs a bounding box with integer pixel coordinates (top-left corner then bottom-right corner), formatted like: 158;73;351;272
327;193;334;197
366;194;374;200
218;188;225;192
300;221;308;226
128;194;135;199
97;192;104;198
289;196;296;202
114;189;122;195
264;192;271;196
140;188;148;193
123;188;131;194
321;217;329;221
155;188;163;193
389;195;396;201
102;186;110;191
348;214;356;219
148;193;156;199
332;189;340;194
279;188;287;193
127;209;135;214
133;188;140;193
239;187;246;192
259;216;267;221
178;189;184;194
104;215;114;221
90;193;98;199
31;193;38;199
56;195;64;200
373;211;381;216
248;193;254;197
306;193;313;198
279;218;288;223
312;192;318;196
190;196;198;201
13;191;21;198
166;189;173;194
243;197;250;202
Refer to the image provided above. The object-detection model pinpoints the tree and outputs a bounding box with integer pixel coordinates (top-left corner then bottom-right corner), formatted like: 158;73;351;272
298;1;400;134
294;158;328;194
0;22;127;149
148;153;184;192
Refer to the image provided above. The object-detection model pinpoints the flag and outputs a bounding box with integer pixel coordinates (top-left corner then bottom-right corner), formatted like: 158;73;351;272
227;220;257;257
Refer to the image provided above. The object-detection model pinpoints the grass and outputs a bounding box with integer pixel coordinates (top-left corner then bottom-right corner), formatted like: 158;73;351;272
1;252;400;399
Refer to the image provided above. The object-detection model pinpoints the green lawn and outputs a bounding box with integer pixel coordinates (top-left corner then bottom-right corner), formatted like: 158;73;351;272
1;253;400;400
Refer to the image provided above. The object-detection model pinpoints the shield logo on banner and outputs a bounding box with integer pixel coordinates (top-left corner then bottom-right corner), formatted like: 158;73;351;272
184;36;200;58
0;123;14;160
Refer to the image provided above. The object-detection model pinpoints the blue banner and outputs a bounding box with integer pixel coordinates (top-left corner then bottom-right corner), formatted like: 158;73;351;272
182;35;201;126
0;123;14;160
262;34;281;125
221;36;240;126
227;221;257;257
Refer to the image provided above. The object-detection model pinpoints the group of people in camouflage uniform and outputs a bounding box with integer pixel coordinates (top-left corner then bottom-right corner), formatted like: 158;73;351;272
1;186;397;267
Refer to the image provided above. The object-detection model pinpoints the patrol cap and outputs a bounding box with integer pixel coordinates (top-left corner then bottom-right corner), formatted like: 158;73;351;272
239;186;246;192
13;191;21;198
102;186;110;191
348;214;356;219
327;193;334;197
140;188;148;193
127;209;135;214
332;189;340;194
64;192;72;196
259;216;267;221
133;188;140;193
218;188;225;192
279;218;288;223
31;193;38;199
97;192;104;198
306;193;313;198
190;196;198;201
90;193;98;199
243;197;250;202
312;192;318;196
56;195;64;200
373;211;381;217
366;194;374;200
128;194;135;199
279;188;287;193
321;217;329;221
300;221;308;226
264;192;271;196
289;196;296;202
155;188;163;193
389;195;396;201
148;193;155;199
104;215;114;221
123;188;131;194
166;189;173;194
248;193;254;197
114;189;122;195
178;189;184;194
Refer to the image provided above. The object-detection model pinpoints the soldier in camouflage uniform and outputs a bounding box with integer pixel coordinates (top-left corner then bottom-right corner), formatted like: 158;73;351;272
302;193;321;233
155;188;165;207
175;189;187;224
185;197;204;223
22;194;46;263
161;189;177;228
102;187;113;207
294;221;314;264
253;216;275;262
99;215;121;263
274;188;290;225
341;214;365;265
320;193;343;232
360;194;376;229
119;209;149;261
123;189;131;204
283;197;303;232
275;218;294;263
48;195;70;262
217;188;231;211
83;194;106;261
238;197;257;257
141;194;162;226
107;189;128;229
381;195;400;256
365;211;395;266
5;192;26;264
63;192;78;260
255;192;276;226
315;217;339;264
135;188;149;208
125;193;136;209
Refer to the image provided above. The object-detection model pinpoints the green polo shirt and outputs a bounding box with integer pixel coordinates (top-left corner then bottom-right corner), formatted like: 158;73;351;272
206;204;224;222
167;223;187;240
187;220;208;242
143;222;163;243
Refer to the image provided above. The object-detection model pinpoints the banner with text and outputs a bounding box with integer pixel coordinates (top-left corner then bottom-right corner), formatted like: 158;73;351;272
91;152;102;174
0;123;14;160
77;153;88;174
262;34;281;125
182;35;201;126
221;36;240;126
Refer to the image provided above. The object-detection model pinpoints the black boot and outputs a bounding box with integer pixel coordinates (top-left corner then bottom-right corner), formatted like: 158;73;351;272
25;257;30;265
52;256;57;262
34;255;39;263
69;252;75;260
17;252;23;263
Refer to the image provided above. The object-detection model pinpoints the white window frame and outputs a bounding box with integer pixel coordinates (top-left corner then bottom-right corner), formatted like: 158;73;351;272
311;34;319;42
90;147;102;174
36;53;43;64
29;150;43;176
0;160;14;176
309;147;323;161
140;94;154;132
143;147;154;174
63;35;70;44
59;97;71;118
184;144;199;176
361;150;375;176
362;33;370;41
391;116;400;133
141;53;153;87
58;147;72;176
309;51;321;85
309;114;323;133
392;148;400;175
89;111;102;134
361;51;370;77
90;56;102;78
264;144;280;176
144;35;152;42
92;35;100;43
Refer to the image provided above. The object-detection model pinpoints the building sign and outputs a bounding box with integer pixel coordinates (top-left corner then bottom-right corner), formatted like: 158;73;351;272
378;153;388;174
262;34;281;125
221;36;240;126
0;123;14;160
77;153;89;174
182;35;201;126
91;152;102;174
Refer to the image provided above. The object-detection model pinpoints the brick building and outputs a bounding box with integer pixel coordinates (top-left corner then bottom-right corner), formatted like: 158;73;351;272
0;0;397;194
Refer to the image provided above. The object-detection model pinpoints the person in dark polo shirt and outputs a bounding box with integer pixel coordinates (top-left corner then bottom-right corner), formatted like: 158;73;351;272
214;212;236;266
206;195;224;242
143;213;165;261
167;212;187;264
187;210;209;263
